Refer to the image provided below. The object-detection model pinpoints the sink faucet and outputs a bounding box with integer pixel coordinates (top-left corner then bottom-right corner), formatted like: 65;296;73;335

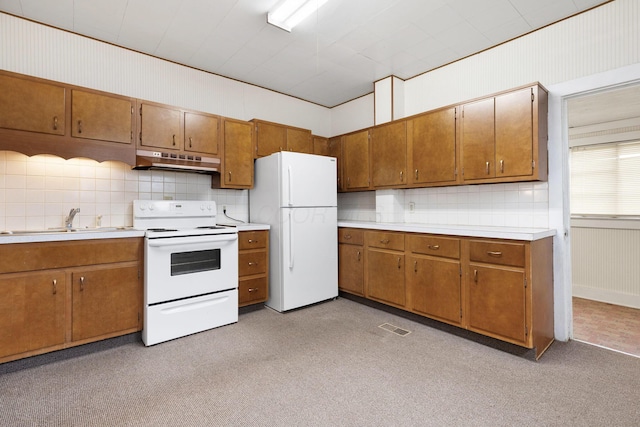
65;208;80;229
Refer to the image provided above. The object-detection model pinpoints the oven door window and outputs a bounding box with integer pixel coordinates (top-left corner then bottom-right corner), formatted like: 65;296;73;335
171;249;221;276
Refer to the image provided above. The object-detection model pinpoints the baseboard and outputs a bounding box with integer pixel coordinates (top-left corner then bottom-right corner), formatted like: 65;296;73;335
573;285;640;309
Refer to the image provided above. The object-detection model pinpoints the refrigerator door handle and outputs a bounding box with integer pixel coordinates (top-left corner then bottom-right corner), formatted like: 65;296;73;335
288;210;294;269
288;165;293;206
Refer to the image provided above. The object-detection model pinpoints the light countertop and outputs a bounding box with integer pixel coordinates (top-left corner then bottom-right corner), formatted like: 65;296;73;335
0;228;146;244
219;222;270;231
337;220;556;241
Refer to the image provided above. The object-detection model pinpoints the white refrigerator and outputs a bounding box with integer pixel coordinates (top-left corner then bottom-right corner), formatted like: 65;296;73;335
250;151;338;312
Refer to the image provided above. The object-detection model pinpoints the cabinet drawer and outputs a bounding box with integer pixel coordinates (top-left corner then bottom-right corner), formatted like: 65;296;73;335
469;240;525;267
239;277;268;305
239;251;267;276
339;228;364;245
366;231;405;251
238;231;267;250
408;235;460;259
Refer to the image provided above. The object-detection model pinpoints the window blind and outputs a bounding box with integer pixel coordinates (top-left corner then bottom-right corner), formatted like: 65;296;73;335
570;141;640;216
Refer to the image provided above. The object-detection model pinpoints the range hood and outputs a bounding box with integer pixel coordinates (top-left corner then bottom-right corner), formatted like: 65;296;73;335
133;150;220;174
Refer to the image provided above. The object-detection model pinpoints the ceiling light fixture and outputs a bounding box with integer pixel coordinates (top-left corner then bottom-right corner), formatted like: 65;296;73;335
267;0;329;32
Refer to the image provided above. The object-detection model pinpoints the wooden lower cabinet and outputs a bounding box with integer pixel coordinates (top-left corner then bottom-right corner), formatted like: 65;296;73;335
338;228;364;296
71;264;141;342
0;271;66;359
0;238;143;364
238;230;269;307
340;228;554;359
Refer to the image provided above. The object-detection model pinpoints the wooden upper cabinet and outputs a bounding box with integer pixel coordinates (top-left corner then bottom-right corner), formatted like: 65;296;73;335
254;120;285;157
461;97;495;180
495;87;534;178
408;107;457;186
342;129;371;191
461;84;547;184
71;90;133;144
0;73;66;135
184;111;220;156
370;120;407;188
286;127;312;154
139;103;183;151
214;117;254;189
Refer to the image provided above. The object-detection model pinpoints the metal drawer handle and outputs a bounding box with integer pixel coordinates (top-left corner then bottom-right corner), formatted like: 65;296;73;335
397;257;401;269
248;287;259;293
486;161;490;175
52;279;57;295
172;134;176;146
77;120;83;134
248;262;258;266
474;269;478;283
344;234;352;240
80;276;85;291
500;159;504;173
415;169;419;180
53;116;58;130
356;250;361;261
248;239;258;243
189;136;193;148
414;260;418;273
380;239;390;244
228;171;232;182
428;245;440;250
400;170;403;182
487;251;503;257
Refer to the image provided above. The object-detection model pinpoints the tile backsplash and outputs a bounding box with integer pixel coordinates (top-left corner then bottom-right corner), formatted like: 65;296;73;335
338;181;550;229
0;151;248;231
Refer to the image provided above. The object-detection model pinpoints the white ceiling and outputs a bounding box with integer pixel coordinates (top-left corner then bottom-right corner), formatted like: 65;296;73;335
0;0;611;107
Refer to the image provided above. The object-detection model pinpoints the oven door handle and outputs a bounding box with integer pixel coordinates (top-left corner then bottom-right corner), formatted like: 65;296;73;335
147;234;237;247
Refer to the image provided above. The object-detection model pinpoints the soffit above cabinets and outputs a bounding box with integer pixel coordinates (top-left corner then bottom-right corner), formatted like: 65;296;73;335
0;0;611;107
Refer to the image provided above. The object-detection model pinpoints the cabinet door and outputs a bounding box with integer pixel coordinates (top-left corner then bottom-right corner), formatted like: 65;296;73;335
409;108;457;185
461;97;495;180
0;272;65;358
0;74;65;135
184;111;219;155
342;130;370;190
371;121;407;188
71;90;133;144
286;127;312;154
221;118;254;188
255;121;285;157
467;264;526;344
495;87;533;178
313;136;330;156
338;243;364;296
367;249;405;307
140;103;183;150
408;256;461;325
72;264;141;342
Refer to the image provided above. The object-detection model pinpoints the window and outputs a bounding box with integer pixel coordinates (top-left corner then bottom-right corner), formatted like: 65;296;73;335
570;141;640;216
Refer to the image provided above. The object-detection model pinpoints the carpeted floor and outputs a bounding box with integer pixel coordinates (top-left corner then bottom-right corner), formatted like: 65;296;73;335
1;297;639;426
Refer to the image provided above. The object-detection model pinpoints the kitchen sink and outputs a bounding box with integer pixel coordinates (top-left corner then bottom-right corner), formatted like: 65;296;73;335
0;227;131;235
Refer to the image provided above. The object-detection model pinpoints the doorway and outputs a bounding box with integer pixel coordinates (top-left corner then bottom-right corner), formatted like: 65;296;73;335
566;84;640;357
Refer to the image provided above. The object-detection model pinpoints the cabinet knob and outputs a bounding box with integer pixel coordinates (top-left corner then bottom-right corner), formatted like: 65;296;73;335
77;120;83;134
52;279;57;295
53;116;58;130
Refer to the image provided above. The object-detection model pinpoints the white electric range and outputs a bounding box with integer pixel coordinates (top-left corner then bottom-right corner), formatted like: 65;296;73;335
133;200;238;346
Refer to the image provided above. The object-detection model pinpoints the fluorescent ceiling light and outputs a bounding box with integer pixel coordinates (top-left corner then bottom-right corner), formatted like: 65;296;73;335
267;0;329;32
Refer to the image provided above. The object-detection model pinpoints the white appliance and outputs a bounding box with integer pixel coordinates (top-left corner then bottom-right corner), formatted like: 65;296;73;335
250;151;338;312
133;200;238;346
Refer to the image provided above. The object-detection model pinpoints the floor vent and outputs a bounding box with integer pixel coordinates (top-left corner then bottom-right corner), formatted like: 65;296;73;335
379;323;411;336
